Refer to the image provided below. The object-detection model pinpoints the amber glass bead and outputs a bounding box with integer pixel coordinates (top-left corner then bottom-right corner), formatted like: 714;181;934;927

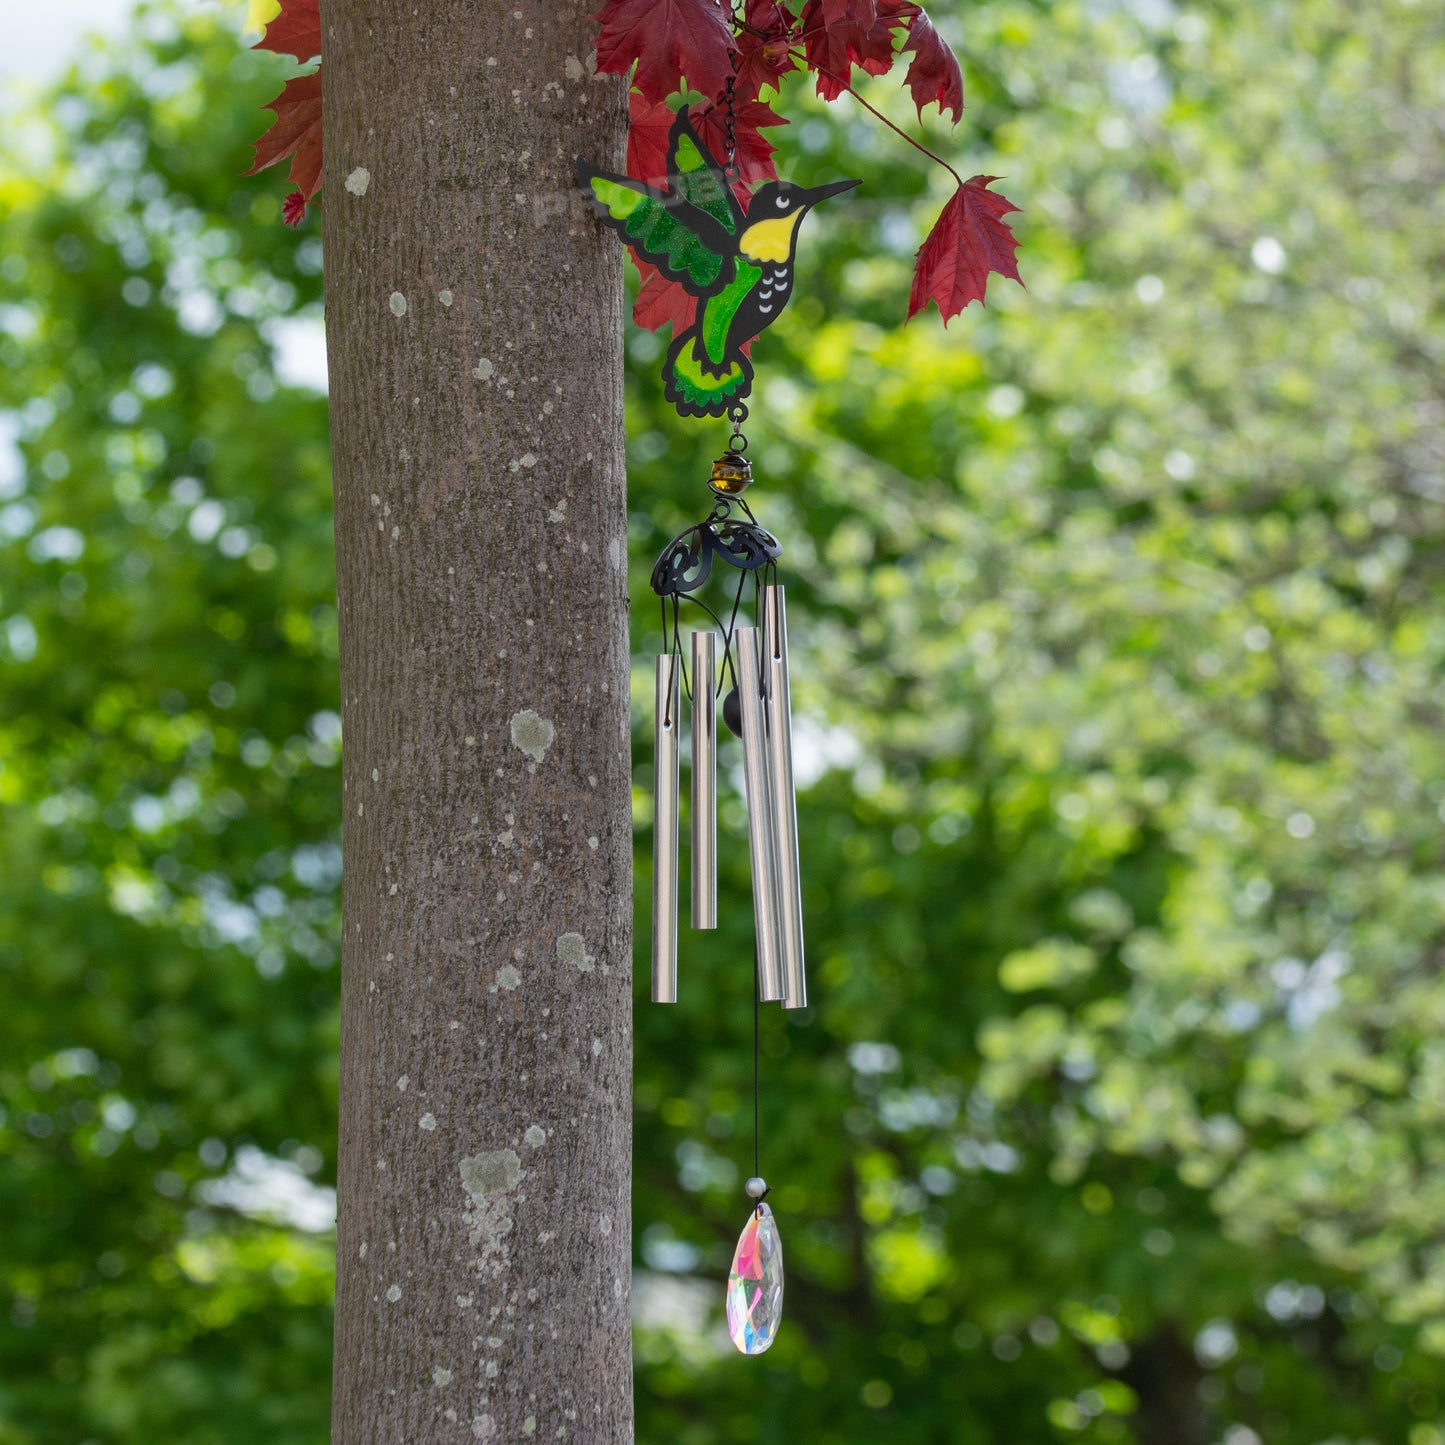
708;454;753;496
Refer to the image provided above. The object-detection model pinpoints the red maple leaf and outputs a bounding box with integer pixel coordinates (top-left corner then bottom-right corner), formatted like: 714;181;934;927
692;95;786;185
821;0;876;23
628;91;783;193
735;27;798;98
742;0;797;33
633;259;698;335
908;176;1022;323
593;0;737;102
255;0;322;63
797;0;906;101
900;8;963;122
244;69;324;205
282;190;311;227
627;91;677;185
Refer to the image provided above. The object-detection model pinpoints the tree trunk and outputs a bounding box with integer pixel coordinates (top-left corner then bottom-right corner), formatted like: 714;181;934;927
321;6;632;1440
1117;1324;1211;1445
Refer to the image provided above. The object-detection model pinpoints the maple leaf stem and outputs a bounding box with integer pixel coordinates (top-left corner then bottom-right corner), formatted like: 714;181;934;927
788;45;964;188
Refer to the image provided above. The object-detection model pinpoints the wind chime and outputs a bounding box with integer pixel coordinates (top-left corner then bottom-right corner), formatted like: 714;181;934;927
579;63;859;1356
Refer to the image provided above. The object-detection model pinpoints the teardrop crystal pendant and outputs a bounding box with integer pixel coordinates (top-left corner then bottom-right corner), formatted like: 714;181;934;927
726;1202;784;1354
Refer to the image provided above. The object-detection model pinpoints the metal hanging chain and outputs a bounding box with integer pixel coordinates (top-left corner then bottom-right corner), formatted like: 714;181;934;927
723;0;750;457
724;0;741;182
728;400;749;454
724;72;739;183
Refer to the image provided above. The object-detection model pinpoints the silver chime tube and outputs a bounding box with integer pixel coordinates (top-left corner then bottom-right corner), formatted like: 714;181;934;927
762;585;807;1010
737;626;786;1002
652;653;680;1003
690;631;718;930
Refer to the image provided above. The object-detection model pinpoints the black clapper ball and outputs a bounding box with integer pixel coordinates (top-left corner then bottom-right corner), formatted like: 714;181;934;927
722;687;743;737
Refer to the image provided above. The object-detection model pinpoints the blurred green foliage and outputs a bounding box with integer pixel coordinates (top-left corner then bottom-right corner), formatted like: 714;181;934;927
1;1;1443;1442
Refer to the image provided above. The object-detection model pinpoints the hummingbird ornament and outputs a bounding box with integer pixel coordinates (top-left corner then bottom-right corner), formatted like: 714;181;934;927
577;107;860;418
579;92;857;1358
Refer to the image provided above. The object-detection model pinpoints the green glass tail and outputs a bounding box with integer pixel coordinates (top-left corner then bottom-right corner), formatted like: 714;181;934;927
665;329;753;418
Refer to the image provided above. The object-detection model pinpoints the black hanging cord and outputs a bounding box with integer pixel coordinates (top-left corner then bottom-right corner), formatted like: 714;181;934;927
722;565;749;695
659;595;690;723
750;565;768;1209
659;548;755;703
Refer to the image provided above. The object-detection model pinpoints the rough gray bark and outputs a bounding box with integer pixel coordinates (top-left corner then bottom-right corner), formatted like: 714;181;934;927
321;5;632;1440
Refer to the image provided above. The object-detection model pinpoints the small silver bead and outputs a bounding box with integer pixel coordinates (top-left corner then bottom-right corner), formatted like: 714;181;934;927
745;1176;768;1199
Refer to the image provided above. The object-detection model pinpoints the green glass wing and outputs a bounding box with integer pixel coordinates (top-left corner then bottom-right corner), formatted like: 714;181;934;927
668;111;741;238
581;170;726;294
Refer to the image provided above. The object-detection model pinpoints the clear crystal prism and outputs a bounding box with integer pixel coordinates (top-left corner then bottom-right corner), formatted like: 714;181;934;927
726;1202;783;1354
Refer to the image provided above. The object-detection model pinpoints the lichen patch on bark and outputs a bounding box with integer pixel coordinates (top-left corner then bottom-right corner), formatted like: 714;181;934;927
460;1150;522;1198
459;1150;523;1257
510;710;554;762
556;932;592;972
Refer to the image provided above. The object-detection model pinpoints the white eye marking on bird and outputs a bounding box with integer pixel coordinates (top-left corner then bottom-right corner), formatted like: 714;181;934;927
775;195;789;210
